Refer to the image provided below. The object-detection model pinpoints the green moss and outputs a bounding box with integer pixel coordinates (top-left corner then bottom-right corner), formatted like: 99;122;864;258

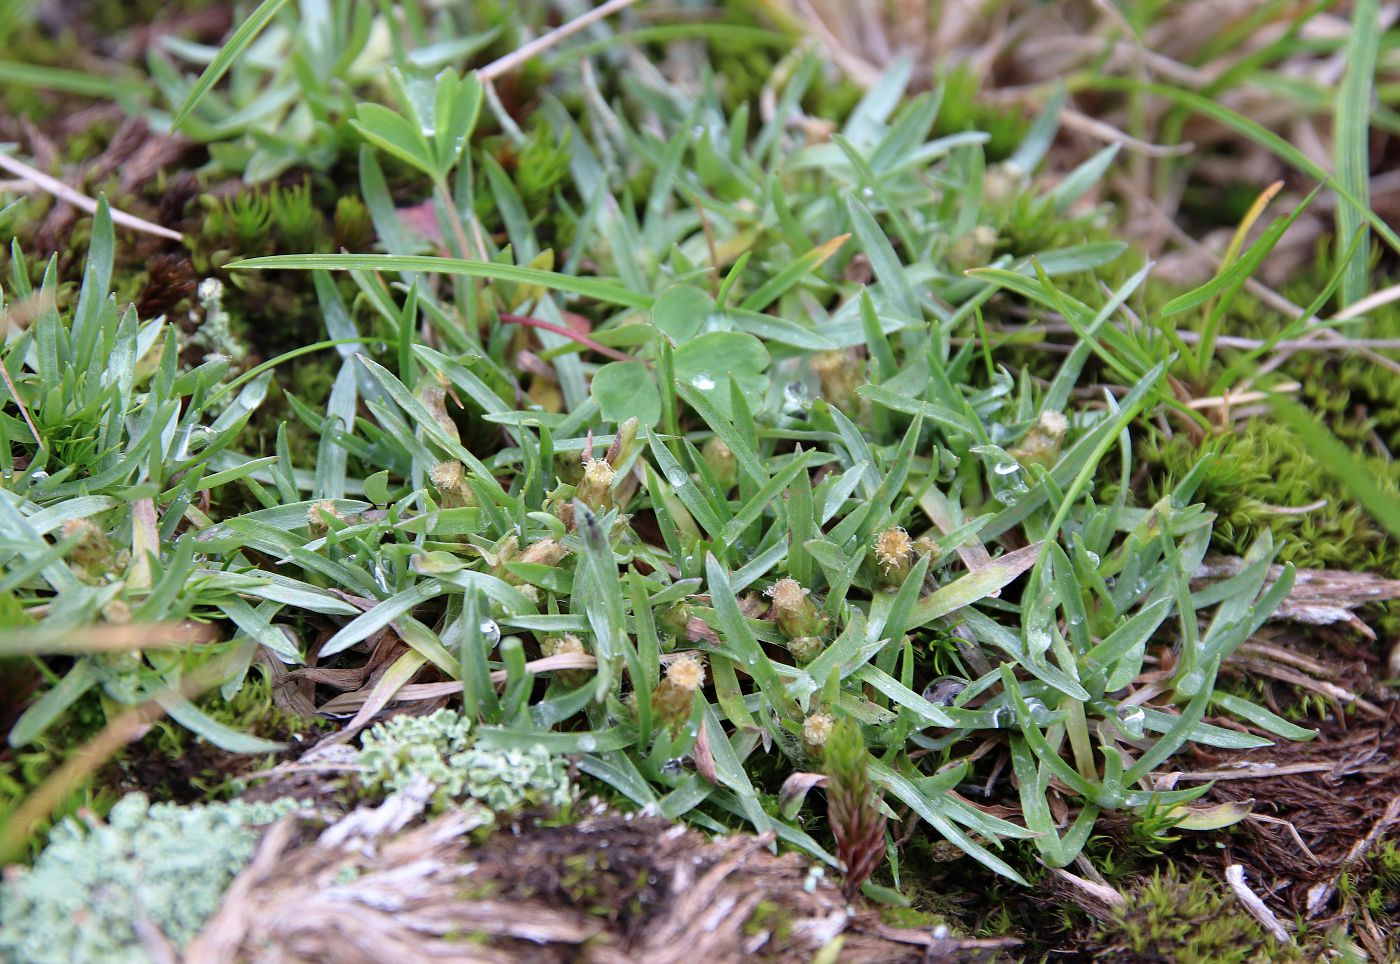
0;688;114;862
933;64;1029;162
879;905;949;931
1141;422;1400;575
1092;869;1305;963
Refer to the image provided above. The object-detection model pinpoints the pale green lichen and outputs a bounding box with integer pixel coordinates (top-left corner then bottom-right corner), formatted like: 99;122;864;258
189;278;247;364
0;793;298;964
356;708;572;813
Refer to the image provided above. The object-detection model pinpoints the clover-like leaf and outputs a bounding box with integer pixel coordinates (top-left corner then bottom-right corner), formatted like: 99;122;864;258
673;331;769;419
591;360;661;428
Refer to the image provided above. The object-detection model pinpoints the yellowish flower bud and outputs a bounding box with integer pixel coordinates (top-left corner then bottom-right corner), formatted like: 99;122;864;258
701;436;738;490
666;653;706;691
430;460;471;508
306;500;341;535
788;635;824;663
651;652;707;728
949;224;998;271
874;527;915;584
766;577;828;639
519;538;569;567
803;711;836;754
575;458;615;511
1010;409;1070;470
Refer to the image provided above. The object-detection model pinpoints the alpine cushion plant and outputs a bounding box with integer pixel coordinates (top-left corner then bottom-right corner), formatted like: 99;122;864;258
2;22;1326;901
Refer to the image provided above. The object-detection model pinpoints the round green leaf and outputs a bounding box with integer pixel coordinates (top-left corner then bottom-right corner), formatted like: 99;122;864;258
673;331;770;418
590;360;661;428
651;284;717;344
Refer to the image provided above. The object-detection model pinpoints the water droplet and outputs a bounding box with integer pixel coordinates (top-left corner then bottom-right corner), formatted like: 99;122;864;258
702;311;729;333
29;470;48;483
661;757;685;775
932;925;950;940
478;618;501;647
994;490;1017;505
860;186;875;199
993;460;1021;476
691;124;706;137
577;735;597;752
1026;626;1052;656
1134;578;1150;595
691;372;716;391
1117;705;1146;739
782;380;809;416
1023;697;1052;726
1084;550;1101;567
922;676;968;707
987;707;1011;729
665;467;690;487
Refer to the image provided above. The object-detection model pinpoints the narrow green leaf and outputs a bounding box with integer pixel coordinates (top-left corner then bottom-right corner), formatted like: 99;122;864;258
172;0;293;129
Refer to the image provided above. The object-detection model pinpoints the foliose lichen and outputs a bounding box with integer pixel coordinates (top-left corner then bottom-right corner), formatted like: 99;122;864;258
356;708;572;813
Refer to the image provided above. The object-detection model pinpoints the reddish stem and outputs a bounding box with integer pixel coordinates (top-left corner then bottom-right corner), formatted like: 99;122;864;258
498;312;636;364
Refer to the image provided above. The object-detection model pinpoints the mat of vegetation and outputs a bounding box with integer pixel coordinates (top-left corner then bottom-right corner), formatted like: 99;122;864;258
2;1;1399;961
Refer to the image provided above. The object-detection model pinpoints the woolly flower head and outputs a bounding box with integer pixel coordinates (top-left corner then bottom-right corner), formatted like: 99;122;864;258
874;527;914;574
429;460;464;491
666;653;706;692
803;711;836;750
766;577;808;610
582;458;615;488
1038;409;1069;439
306;499;340;528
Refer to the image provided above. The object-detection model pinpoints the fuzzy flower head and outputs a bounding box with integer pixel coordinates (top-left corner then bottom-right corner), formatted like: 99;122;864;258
1011;409;1070;470
1038;409;1069;439
803;711;836;752
788;635;824;663
429;460;472;508
545;633;586;658
766;577;808;611
519;538;568;567
874;527;914;575
767;578;828;639
809;350;862;413
650;654;706;729
542;633;591;686
430;460;463;491
575;458;616;510
62;518;113;578
665;653;706;692
306;499;341;532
